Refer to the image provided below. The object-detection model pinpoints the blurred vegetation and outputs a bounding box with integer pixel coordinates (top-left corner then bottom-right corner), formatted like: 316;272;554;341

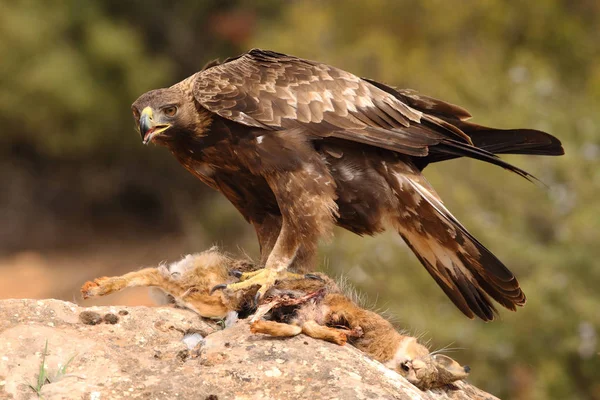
1;1;598;399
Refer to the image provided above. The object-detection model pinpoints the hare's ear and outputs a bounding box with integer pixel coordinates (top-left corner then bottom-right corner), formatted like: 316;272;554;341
432;354;470;381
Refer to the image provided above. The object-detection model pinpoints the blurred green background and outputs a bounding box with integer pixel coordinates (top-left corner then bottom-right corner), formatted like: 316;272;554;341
1;1;598;399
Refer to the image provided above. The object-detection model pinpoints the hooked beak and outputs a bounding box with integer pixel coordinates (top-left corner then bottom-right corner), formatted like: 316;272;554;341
139;107;171;144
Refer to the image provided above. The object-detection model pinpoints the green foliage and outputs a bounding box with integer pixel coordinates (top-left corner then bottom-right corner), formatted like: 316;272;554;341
2;1;598;399
0;1;171;156
28;340;49;396
28;340;77;397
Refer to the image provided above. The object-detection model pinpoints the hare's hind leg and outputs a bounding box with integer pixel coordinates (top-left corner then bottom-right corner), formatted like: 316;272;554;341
301;320;348;345
250;319;346;345
250;320;302;337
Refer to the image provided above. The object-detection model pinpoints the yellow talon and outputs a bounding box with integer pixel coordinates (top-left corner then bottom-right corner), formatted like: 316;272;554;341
235;269;264;281
237;269;303;283
212;268;304;297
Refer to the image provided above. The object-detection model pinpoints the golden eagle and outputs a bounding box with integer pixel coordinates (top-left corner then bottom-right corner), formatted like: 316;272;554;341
132;49;563;321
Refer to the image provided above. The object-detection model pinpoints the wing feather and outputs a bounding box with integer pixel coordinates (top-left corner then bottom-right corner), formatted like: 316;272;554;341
361;78;564;166
385;164;525;321
193;49;444;154
192;49;551;180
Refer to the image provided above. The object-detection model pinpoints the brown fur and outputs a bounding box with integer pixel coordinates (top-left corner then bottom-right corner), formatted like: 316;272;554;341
81;250;255;318
81;249;470;390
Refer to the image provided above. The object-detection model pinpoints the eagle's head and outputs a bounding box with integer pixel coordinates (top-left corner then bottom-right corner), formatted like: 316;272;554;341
131;88;202;145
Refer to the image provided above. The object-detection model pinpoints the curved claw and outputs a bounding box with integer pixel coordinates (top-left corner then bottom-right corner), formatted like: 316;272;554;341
304;273;325;282
254;290;262;306
215;268;301;304
229;270;243;279
209;283;228;295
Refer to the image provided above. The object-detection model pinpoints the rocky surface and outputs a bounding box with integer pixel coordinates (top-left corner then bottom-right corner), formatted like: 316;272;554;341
0;299;499;400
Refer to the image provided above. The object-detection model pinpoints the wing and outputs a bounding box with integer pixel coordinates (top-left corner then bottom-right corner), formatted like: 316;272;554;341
193;49;440;157
193;49;537;179
385;164;526;321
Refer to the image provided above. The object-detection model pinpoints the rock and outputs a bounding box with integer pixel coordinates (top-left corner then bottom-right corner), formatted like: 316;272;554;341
0;299;498;400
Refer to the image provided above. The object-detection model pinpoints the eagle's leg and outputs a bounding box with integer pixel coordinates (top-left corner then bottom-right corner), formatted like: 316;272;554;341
220;222;306;296
234;269;303;283
251;213;317;273
222;213;304;291
214;162;338;297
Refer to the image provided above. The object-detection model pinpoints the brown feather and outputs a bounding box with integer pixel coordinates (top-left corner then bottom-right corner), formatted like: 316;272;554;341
384;162;525;321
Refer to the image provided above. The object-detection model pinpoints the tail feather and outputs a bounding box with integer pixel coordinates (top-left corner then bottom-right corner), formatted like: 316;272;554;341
388;168;526;321
433;140;539;183
454;120;564;156
361;80;565;168
419;120;565;168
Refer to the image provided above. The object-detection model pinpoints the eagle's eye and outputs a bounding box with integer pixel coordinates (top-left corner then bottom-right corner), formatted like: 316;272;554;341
163;106;178;117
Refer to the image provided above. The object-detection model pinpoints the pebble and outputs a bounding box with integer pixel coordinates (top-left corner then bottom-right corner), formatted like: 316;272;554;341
264;367;282;378
79;311;103;325
103;313;119;324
